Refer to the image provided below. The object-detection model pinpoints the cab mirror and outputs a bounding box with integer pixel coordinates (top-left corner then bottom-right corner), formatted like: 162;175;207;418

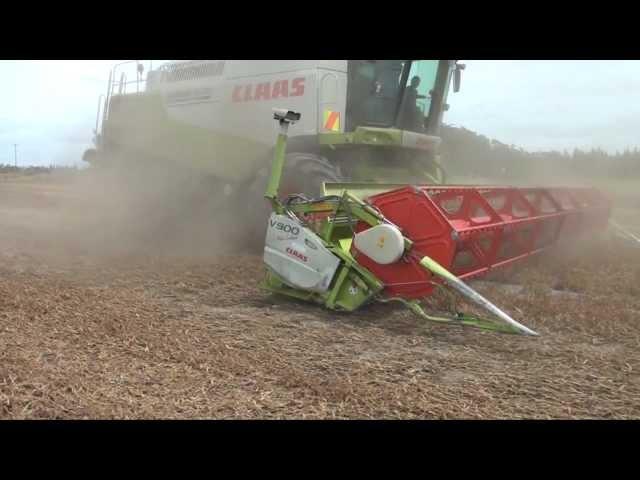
453;63;465;93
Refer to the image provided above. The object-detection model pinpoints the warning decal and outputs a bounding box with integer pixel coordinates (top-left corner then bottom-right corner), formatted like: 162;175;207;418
323;110;340;132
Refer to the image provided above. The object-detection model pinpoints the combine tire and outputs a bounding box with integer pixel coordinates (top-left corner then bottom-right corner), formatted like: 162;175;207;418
81;148;99;165
246;152;343;248
279;152;343;199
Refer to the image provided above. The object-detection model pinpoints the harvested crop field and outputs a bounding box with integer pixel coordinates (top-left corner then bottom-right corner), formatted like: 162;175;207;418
0;172;639;419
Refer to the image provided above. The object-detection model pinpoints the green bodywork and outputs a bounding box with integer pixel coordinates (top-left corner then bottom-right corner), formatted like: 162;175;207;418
322;181;411;199
262;192;388;313
96;93;444;185
99;93;270;181
264;133;386;311
318;127;405;147
318;128;444;184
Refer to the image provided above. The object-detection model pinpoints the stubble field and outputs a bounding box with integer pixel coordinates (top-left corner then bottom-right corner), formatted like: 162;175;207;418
0;171;638;419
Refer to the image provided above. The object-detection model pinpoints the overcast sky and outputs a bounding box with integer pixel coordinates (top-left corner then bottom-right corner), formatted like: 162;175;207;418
1;60;638;166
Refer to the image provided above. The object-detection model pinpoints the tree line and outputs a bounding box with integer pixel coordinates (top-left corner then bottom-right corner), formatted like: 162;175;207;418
0;164;79;175
439;124;640;182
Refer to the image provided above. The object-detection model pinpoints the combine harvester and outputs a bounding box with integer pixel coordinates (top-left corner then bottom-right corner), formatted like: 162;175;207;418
262;110;612;336
83;60;618;335
84;60;471;215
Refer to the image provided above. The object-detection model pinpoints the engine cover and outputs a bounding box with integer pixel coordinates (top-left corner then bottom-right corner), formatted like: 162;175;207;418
264;214;341;293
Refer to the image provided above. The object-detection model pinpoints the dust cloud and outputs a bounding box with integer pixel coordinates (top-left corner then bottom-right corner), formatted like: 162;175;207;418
0;162;269;262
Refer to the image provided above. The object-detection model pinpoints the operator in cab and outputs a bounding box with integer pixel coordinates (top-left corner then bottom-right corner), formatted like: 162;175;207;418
346;61;430;134
398;75;427;132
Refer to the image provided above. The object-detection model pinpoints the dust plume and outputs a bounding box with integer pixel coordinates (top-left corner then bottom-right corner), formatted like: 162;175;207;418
0;161;268;262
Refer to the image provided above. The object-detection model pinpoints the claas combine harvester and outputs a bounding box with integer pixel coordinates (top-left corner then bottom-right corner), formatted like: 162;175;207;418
84;60;623;336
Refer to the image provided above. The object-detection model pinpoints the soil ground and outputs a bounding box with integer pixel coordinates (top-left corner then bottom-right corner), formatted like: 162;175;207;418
0;171;639;419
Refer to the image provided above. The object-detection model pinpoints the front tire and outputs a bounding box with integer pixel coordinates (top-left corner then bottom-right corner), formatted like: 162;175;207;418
245;151;343;249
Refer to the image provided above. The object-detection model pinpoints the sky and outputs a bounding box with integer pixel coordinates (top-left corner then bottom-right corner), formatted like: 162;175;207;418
1;60;639;166
445;60;640;154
